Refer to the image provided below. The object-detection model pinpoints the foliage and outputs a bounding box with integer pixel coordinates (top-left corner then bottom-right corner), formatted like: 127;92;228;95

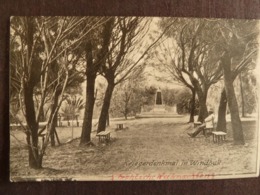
240;71;257;114
156;18;224;122
96;17;173;132
61;96;85;121
161;88;176;106
140;86;157;106
110;81;144;119
10;16;104;168
175;88;199;114
215;19;259;144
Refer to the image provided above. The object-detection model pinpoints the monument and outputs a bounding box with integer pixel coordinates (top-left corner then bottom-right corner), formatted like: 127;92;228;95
136;88;180;118
153;88;166;113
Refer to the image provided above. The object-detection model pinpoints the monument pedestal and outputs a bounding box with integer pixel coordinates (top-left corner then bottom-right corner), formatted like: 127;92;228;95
152;105;166;113
136;88;182;118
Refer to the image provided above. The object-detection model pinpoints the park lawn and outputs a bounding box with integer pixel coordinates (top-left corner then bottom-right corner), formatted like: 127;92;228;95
10;116;258;181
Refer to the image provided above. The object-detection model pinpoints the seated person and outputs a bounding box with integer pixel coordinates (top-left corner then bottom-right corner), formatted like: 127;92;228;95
188;109;214;138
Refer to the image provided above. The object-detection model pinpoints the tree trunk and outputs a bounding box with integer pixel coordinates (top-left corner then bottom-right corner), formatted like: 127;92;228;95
24;84;42;169
197;89;208;123
54;129;61;145
189;89;196;123
50;90;60;147
97;81;115;133
80;18;114;143
38;109;45;122
190;77;208;123
216;88;227;132
28;142;42;169
106;113;110;126
221;53;244;145
50;113;58;146
22;17;43;169
50;129;55;146
80;75;96;145
239;74;245;117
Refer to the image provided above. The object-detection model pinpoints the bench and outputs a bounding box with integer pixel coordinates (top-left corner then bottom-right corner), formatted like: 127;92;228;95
212;131;227;143
203;127;214;137
116;123;124;130
96;131;111;143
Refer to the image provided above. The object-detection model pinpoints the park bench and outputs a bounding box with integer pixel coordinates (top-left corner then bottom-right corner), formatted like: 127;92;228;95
96;130;111;143
203;127;214;137
116;123;124;130
212;131;227;143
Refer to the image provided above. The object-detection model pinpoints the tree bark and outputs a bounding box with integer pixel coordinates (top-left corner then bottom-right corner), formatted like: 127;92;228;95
24;84;42;169
239;74;245;117
50;90;60;146
106;113;110;126
189;89;196;123
54;129;61;145
216;88;227;132
50;126;55;146
221;52;245;145
38;109;45;122
23;18;43;169
189;77;208;123
196;88;208;123
80;18;114;145
80;75;96;144
97;80;115;133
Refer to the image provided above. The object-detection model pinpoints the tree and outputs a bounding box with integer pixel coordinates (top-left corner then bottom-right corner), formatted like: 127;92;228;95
96;17;147;132
110;75;145;119
153;35;196;121
239;71;257;115
10;16;104;168
214;20;259;145
48;56;85;147
110;84;133;119
141;86;158;107
61;95;85;126
80;17;115;145
174;88;199;115
97;17;174;133
157;18;222;122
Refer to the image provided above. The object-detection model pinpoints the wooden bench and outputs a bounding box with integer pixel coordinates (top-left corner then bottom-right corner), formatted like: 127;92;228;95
203;127;214;137
116;123;124;130
96;131;111;143
212;131;227;143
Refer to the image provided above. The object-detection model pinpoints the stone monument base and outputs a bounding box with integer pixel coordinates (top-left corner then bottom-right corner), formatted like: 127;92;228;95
152;105;167;113
136;104;182;118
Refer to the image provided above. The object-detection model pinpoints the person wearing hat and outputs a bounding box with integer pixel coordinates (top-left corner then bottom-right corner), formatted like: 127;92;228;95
188;108;214;138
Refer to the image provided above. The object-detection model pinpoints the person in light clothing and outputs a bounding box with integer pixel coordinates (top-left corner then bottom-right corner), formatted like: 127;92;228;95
188;109;214;138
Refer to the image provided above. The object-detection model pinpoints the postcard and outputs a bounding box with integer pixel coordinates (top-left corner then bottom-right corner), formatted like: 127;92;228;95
9;16;260;181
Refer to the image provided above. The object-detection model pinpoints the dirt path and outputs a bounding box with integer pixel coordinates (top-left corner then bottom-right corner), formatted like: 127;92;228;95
10;117;258;181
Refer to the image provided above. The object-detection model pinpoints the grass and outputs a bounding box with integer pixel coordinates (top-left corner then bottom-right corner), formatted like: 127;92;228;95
10;116;258;181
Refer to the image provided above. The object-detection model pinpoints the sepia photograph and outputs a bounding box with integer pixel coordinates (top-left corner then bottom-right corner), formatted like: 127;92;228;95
9;16;260;181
